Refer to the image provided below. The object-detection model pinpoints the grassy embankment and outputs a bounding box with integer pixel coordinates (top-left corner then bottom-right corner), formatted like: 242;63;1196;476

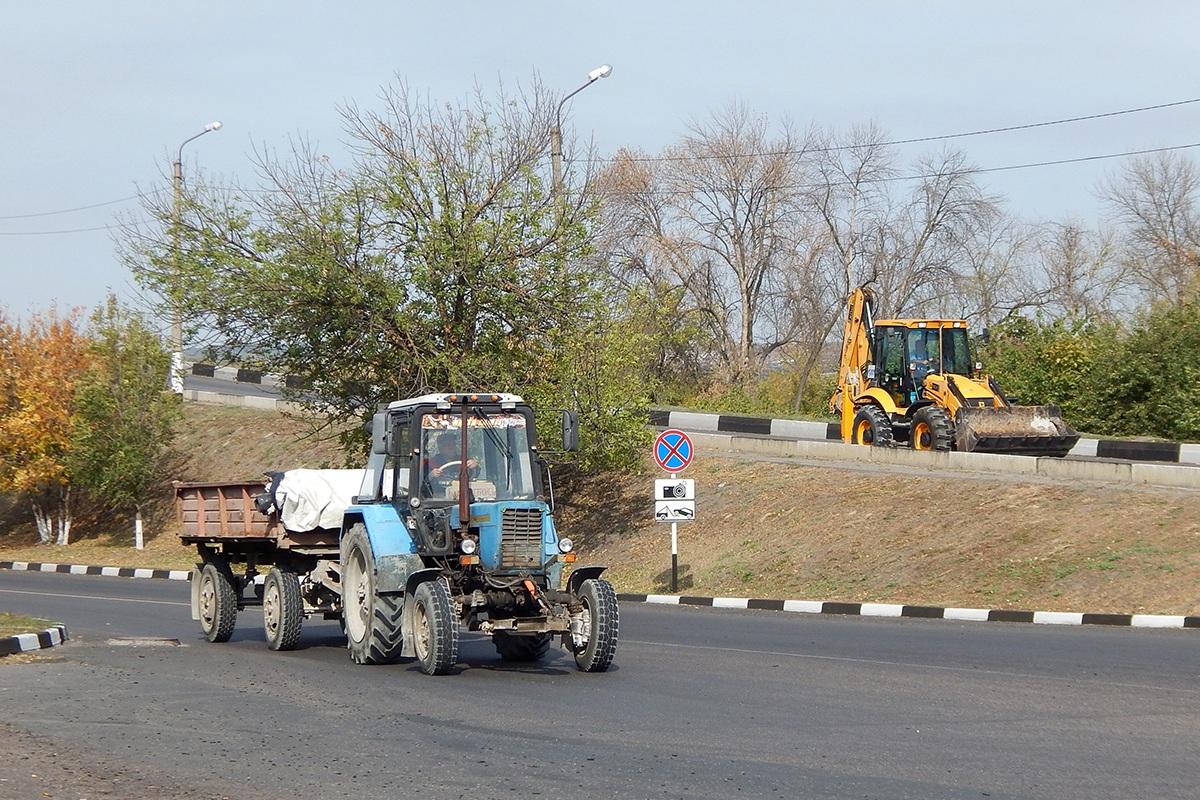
2;402;1199;615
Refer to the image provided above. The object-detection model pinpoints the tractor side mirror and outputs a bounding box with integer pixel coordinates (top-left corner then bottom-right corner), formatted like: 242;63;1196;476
369;412;389;455
562;410;579;452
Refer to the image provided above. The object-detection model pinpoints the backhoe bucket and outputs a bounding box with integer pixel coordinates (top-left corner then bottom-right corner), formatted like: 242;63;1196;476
954;404;1080;458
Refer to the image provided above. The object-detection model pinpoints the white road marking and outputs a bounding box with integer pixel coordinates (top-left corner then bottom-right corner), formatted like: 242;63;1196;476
0;588;189;607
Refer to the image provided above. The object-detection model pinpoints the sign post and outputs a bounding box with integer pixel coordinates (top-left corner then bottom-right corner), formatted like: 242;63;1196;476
653;430;695;593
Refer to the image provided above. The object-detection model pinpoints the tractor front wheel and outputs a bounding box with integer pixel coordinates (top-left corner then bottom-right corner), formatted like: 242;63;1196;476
571;578;619;673
911;406;955;451
412;580;459;675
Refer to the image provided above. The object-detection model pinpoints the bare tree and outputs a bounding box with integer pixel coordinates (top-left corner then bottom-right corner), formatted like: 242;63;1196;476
1100;151;1200;303
1035;221;1128;322
600;102;810;388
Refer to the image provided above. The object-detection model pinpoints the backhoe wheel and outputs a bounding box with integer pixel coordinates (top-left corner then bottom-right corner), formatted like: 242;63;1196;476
263;566;304;651
341;523;404;665
412;580;459;675
911;406;955;452
198;561;237;643
852;405;894;447
571;578;619;673
492;631;553;662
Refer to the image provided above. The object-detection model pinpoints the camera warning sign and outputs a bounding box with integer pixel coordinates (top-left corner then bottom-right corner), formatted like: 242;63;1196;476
654;479;695;522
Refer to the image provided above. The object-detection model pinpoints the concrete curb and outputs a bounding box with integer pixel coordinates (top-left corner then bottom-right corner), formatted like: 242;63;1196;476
617;594;1200;629
3;561;1194;633
0;623;69;656
648;408;1200;468
0;561;191;581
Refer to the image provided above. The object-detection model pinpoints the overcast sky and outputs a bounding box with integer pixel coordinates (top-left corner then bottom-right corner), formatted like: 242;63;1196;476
3;1;1199;320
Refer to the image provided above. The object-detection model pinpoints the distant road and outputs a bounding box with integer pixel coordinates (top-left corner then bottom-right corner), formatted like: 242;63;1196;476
184;372;284;400
3;570;1198;799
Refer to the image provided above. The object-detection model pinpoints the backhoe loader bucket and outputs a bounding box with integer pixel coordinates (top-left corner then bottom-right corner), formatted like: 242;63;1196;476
954;404;1080;458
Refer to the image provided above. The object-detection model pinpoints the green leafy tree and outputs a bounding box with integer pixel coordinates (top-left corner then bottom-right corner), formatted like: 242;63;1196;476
1091;298;1200;441
67;298;179;548
120;77;646;469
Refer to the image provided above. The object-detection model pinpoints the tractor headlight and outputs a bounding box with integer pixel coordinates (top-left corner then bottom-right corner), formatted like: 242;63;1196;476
558;538;574;554
460;538;477;555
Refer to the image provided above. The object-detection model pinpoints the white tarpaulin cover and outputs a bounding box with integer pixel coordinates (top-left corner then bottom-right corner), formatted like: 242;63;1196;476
273;468;364;532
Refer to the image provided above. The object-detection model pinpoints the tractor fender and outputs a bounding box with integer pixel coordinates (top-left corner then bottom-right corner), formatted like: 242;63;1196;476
567;565;608;596
342;504;415;557
858;387;902;416
342;506;421;594
403;567;444;597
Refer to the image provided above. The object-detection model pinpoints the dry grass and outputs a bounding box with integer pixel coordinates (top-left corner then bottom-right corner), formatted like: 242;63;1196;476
568;453;1200;616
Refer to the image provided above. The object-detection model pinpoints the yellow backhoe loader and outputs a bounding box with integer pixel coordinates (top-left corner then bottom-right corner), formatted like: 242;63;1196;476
829;286;1079;457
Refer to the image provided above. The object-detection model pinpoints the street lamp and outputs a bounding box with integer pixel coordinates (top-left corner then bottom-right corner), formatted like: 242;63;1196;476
170;120;222;393
551;64;612;200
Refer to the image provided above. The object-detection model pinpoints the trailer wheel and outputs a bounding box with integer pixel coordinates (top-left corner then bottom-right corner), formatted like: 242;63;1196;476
263;566;303;651
198;561;237;643
852;405;894;447
911;406;954;451
412;580;458;675
341;523;403;665
492;631;552;662
571;578;619;673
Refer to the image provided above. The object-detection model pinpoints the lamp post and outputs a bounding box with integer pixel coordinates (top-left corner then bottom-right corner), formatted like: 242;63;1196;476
170;120;222;394
550;64;612;200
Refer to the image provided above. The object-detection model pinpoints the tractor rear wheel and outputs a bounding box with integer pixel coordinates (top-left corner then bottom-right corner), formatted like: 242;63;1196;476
852;405;894;447
911;406;955;451
341;524;403;665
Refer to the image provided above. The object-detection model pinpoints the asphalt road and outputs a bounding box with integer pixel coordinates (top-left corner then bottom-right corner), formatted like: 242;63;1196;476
2;570;1198;799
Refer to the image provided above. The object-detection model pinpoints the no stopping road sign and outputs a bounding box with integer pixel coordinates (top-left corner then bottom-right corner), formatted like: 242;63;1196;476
654;429;693;473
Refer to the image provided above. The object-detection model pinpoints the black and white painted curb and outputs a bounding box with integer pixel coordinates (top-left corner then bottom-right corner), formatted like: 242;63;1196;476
0;623;68;656
647;409;1200;466
3;560;1195;632
185;362;1200;466
618;593;1200;629
0;561;191;581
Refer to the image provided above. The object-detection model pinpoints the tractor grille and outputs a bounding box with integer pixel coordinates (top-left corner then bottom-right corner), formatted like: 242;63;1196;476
499;507;544;569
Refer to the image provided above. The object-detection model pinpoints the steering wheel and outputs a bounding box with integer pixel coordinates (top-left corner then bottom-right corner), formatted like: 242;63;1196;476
434;460;463;480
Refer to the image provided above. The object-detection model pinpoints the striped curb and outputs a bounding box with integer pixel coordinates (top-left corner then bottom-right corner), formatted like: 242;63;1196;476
4;562;1195;631
617;593;1200;629
184;366;1200;465
0;624;69;656
647;409;1200;466
0;561;191;581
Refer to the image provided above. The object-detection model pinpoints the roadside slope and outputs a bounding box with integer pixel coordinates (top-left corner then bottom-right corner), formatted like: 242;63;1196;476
3;403;1198;615
559;452;1200;616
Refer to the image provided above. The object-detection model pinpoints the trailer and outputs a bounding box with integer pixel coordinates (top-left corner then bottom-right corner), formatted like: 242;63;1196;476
176;392;618;674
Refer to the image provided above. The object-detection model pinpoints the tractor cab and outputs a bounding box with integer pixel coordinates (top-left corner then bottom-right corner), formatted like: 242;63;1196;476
873;321;973;407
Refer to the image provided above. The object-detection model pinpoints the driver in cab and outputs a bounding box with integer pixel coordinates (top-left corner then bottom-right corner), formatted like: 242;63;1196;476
423;432;478;496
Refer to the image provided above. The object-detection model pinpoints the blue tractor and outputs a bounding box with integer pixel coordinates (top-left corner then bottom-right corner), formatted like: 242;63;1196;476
339;392;617;675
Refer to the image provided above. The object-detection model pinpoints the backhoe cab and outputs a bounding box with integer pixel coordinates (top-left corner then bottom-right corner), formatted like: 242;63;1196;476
830;286;1079;457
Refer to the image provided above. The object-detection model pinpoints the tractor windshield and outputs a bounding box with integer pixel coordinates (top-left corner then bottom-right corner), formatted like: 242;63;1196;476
939;327;972;375
416;410;539;504
905;327;972;378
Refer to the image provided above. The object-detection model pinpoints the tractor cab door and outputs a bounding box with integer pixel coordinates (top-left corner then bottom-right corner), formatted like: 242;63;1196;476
874;326;912;407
